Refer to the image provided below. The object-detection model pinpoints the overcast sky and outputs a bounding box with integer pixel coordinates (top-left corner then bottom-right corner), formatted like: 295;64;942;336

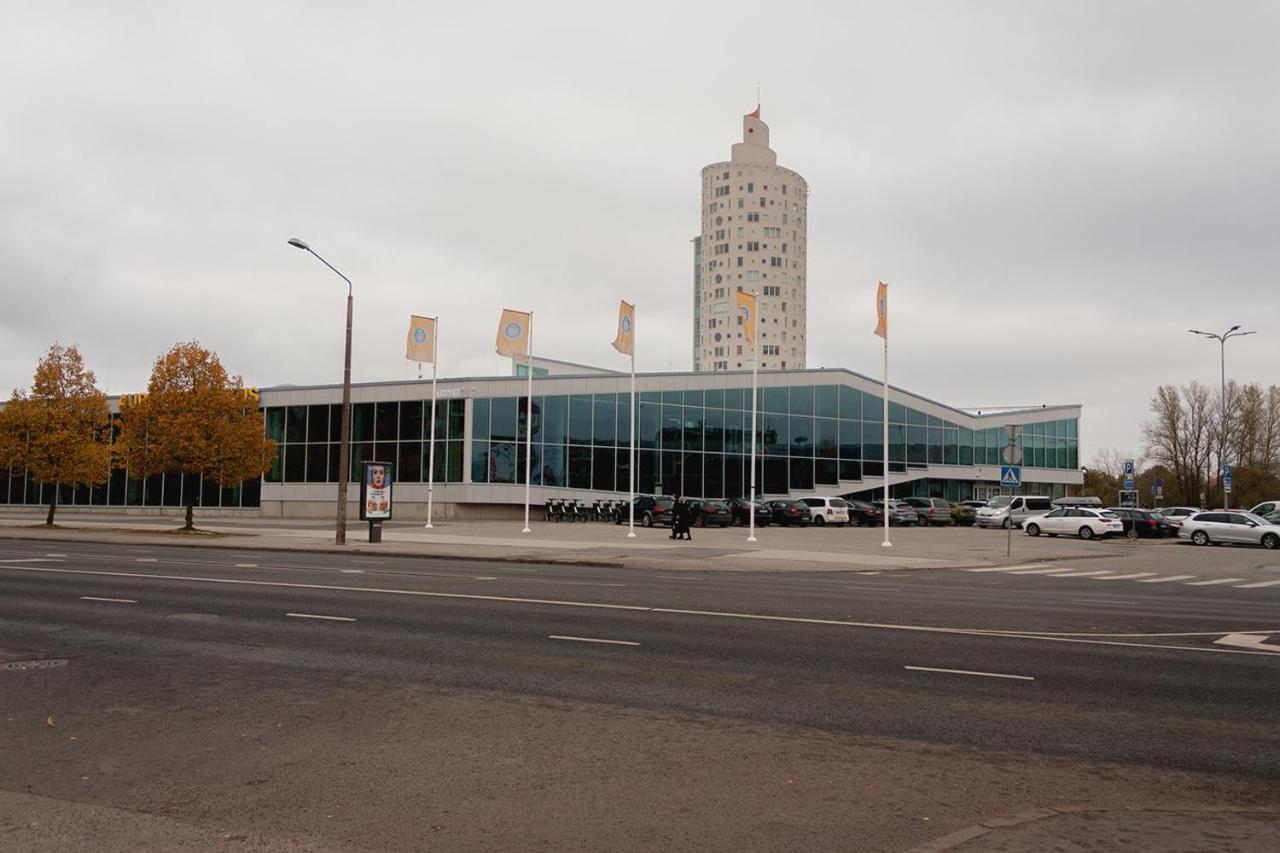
3;1;1276;460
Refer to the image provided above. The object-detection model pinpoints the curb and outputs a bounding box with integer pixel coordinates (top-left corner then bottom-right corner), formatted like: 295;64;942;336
903;804;1280;852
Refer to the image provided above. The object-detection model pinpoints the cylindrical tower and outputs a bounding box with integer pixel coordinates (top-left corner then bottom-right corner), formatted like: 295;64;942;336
695;108;808;372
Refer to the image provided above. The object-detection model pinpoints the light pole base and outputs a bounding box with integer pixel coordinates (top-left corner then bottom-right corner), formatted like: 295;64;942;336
747;535;758;543
881;540;893;548
424;523;434;529
521;527;531;534
626;531;636;539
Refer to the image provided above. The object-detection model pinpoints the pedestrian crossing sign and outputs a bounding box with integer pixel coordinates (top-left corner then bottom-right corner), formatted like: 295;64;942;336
1000;465;1021;487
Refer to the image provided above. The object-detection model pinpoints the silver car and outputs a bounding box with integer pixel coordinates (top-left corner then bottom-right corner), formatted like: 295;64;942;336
1178;511;1280;549
871;499;919;526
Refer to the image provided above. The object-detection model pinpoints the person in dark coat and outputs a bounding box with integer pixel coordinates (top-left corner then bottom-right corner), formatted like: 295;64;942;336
670;495;682;540
673;496;693;541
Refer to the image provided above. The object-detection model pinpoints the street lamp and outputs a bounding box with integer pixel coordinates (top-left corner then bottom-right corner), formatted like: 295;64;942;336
1188;325;1256;509
289;238;354;545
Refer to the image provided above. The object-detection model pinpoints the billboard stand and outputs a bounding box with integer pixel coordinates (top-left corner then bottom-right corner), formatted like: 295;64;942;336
361;461;394;544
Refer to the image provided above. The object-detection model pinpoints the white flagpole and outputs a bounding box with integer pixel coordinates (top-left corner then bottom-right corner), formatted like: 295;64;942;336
522;312;534;534
748;291;759;543
882;328;892;548
627;310;637;538
425;317;439;529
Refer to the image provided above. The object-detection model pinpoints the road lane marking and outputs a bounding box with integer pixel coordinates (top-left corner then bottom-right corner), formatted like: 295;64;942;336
45;553;67;557
1235;580;1280;589
80;596;138;604
1092;572;1158;580
842;585;901;592
0;558;62;563
1186;577;1247;586
340;569;364;574
549;635;640;647
1214;633;1280;652
1008;568;1073;575
1047;571;1114;578
1137;575;1197;584
965;564;1049;573
136;558;158;563
234;563;258;568
286;612;356;622
6;565;1279;657
904;666;1034;681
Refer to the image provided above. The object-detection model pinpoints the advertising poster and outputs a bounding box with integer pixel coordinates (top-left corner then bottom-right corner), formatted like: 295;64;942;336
361;462;394;521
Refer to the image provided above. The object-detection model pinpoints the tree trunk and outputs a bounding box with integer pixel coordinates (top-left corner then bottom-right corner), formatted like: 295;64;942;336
184;502;194;531
46;489;58;527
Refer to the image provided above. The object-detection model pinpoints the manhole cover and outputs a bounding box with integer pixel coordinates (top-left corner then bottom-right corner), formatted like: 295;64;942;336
1;658;69;672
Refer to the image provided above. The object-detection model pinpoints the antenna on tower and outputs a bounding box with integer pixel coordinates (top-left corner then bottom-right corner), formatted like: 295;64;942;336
756;82;761;113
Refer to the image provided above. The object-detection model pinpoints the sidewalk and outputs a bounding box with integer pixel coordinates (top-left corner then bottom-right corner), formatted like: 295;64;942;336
0;510;1136;573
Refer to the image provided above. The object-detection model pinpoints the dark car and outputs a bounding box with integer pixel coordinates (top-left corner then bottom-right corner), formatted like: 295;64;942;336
1107;507;1176;539
765;499;812;526
725;498;772;527
615;495;676;528
844;499;880;527
689;499;732;528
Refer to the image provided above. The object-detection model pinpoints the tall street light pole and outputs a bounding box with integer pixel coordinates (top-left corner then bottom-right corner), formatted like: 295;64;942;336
290;238;354;545
1188;325;1255;508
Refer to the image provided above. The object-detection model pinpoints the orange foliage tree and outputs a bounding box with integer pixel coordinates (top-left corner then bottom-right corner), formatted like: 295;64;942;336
116;342;275;530
0;344;113;526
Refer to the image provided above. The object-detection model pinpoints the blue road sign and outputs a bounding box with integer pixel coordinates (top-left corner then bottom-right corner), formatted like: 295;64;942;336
1223;465;1232;489
1155;477;1164;487
1123;459;1135;477
1123;479;1135;490
1000;465;1021;488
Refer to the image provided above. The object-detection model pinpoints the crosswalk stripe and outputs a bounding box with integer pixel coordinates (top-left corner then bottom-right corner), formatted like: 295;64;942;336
965;564;1049;573
1186;577;1247;586
1233;579;1280;589
1048;570;1115;578
1093;572;1158;580
1137;575;1197;584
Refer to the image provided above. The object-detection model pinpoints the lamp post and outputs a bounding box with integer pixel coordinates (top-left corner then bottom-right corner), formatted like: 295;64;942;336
289;238;354;545
1188;326;1255;508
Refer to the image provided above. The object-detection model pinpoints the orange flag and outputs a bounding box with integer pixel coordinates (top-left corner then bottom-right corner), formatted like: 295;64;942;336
874;281;888;338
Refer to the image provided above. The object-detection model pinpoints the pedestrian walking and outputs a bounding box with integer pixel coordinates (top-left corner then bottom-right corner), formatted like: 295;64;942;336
674;496;693;541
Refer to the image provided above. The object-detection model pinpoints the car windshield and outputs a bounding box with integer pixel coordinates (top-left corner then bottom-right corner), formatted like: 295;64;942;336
985;496;1012;508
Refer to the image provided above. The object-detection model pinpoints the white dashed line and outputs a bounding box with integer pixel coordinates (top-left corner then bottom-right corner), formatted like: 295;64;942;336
1008;567;1073;575
1047;571;1115;578
1234;580;1280;589
45;553;68;557
80;596;137;604
136;558;158;563
1093;573;1158;581
1186;577;1247;586
340;569;365;574
965;564;1049;573
549;635;640;647
904;666;1034;681
1137;575;1197;584
286;612;356;622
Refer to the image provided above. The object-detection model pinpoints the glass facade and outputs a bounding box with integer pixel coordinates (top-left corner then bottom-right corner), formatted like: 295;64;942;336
468;384;1078;499
262;400;466;485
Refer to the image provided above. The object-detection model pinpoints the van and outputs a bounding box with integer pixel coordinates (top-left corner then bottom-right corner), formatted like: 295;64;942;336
975;495;1053;529
799;496;850;526
1052;496;1103;508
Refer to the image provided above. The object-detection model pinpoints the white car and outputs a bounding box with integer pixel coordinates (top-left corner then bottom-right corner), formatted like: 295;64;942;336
799;497;850;526
1250;500;1280;518
1178;511;1280;549
1023;508;1125;541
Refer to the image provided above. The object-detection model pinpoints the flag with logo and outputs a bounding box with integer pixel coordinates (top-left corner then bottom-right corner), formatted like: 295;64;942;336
611;300;635;356
405;315;436;363
874;281;888;339
496;309;531;358
736;290;757;347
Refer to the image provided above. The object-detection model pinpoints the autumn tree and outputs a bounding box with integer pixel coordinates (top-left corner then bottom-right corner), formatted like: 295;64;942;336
1142;383;1214;506
116;342;275;530
0;344;113;526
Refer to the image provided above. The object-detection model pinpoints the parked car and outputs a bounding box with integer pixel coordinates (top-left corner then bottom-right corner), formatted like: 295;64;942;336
1106;507;1176;539
765;499;812;526
844;499;881;527
870;499;919;526
951;502;978;526
1249;500;1280;518
1179;511;1280;549
1052;496;1105;509
616;495;676;528
1159;506;1203;522
958;500;987;510
1023;508;1125;540
975;495;1053;529
725;498;772;528
901;497;955;527
688;499;732;528
799;496;850;526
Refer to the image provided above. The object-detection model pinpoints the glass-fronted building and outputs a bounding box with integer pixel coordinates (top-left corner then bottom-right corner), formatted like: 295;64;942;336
0;367;1081;517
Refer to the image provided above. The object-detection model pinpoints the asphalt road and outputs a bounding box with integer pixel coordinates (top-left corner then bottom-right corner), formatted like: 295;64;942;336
2;538;1278;851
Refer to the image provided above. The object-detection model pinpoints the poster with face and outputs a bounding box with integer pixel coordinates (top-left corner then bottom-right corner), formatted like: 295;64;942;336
361;462;394;520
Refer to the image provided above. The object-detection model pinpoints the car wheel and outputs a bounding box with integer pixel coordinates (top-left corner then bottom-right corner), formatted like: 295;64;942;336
641;512;653;528
1191;530;1208;546
1126;528;1138;540
814;516;826;526
1078;526;1095;541
1002;518;1012;530
1261;533;1279;550
1026;523;1041;537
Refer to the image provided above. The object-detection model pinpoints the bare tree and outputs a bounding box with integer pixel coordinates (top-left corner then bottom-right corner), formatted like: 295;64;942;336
1143;383;1214;506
